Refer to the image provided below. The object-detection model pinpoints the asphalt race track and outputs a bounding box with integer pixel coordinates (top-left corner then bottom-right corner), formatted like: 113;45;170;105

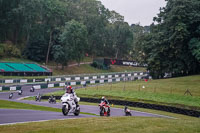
0;86;174;125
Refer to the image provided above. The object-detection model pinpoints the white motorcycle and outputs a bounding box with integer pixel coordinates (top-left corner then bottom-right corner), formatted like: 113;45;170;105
60;93;80;116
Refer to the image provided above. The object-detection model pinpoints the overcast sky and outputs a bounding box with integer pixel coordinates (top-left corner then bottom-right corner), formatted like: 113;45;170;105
99;0;167;26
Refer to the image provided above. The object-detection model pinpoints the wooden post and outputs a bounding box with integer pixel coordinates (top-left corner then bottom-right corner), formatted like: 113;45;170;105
138;85;140;91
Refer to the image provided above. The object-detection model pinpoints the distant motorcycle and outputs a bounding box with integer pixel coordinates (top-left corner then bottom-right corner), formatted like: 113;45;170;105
30;87;35;92
99;101;110;116
60;93;80;116
48;96;56;104
35;94;41;102
9;93;13;99
124;106;132;116
18;90;23;95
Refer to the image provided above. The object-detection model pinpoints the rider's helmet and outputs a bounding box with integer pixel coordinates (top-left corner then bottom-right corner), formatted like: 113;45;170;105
101;96;105;101
66;85;72;93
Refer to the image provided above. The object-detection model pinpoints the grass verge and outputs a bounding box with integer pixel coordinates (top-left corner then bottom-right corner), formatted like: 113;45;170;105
0;115;199;133
0;100;60;112
44;75;200;111
0;100;96;116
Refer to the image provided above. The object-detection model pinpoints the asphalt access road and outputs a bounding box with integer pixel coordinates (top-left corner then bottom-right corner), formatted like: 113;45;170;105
0;87;174;125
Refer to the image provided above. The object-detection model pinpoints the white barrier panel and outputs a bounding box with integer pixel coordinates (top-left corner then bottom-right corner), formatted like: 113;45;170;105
59;83;65;87
108;75;112;78
45;78;51;82
108;79;112;83
75;77;80;80
56;78;61;81
100;80;104;83
5;80;13;83
128;74;131;77
84;77;89;80
100;75;105;79
90;80;95;84
138;77;142;80
121;74;125;77
134;73;137;76
70;82;76;85
140;73;143;75
48;84;54;88
93;76;97;79
20;79;27;83
34;85;41;89
65;77;71;81
116;78;120;82
0;87;2;91
10;87;16;91
81;81;86;85
115;75;119;78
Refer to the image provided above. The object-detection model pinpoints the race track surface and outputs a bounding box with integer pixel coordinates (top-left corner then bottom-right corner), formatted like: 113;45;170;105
0;86;174;125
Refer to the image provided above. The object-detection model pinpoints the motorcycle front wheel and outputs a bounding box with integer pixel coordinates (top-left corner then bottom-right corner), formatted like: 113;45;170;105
74;105;80;116
62;105;69;116
100;108;104;116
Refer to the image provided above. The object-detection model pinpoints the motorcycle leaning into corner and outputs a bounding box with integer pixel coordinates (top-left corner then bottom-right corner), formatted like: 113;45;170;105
60;93;80;116
48;95;56;104
99;101;110;116
124;106;132;116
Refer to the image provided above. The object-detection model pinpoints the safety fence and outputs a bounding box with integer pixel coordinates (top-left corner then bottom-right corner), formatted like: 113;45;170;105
0;72;150;91
0;86;21;91
0;71;150;84
41;96;200;118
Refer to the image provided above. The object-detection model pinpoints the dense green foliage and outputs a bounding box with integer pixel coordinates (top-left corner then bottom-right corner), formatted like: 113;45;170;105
133;0;200;78
0;0;133;66
1;0;199;77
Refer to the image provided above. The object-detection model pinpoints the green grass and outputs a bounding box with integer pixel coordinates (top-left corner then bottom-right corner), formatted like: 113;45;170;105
0;99;96;116
52;64;146;75
45;75;200;110
0;100;60;112
0;115;199;133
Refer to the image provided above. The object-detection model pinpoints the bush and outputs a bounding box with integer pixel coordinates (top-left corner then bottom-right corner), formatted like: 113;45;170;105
0;43;21;58
91;61;110;70
91;61;98;68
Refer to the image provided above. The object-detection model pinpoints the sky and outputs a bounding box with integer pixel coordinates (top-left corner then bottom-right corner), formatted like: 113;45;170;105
99;0;167;26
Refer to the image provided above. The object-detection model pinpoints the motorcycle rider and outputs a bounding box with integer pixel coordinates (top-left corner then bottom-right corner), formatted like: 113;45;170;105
65;86;78;107
101;96;109;105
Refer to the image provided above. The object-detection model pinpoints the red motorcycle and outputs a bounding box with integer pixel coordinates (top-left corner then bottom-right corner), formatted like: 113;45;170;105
99;101;110;116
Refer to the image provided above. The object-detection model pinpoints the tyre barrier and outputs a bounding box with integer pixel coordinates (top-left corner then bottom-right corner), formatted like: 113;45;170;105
41;96;200;118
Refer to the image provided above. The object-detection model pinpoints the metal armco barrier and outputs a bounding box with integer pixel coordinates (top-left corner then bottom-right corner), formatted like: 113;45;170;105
41;96;200;118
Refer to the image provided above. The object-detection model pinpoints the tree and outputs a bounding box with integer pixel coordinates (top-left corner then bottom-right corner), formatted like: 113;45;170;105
140;0;200;78
60;20;88;66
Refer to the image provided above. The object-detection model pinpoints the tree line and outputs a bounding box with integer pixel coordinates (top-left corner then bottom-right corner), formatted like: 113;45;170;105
0;0;134;68
0;0;199;78
133;0;200;78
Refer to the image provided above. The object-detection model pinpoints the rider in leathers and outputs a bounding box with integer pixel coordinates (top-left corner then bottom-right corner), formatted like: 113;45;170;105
66;86;78;106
